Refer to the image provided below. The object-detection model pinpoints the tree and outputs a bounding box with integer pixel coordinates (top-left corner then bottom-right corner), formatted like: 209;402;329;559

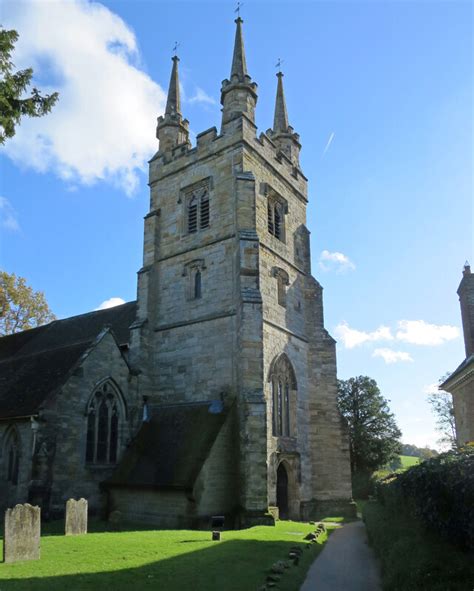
427;379;457;449
0;271;56;335
0;27;58;144
337;376;402;476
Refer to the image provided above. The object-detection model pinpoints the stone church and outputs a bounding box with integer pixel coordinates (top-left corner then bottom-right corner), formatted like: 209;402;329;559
441;263;474;446
0;19;353;527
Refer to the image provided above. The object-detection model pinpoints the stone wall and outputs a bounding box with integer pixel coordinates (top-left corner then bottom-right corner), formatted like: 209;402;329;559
32;331;138;518
452;374;474;445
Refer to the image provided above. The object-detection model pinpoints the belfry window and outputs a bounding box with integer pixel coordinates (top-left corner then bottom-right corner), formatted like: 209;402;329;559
267;200;285;242
4;428;20;485
187;186;210;234
86;381;124;465
269;354;297;437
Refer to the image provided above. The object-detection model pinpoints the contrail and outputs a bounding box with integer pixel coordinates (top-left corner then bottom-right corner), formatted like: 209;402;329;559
323;131;335;154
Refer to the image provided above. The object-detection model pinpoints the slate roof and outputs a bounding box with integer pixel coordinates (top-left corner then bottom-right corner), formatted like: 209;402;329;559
0;301;137;419
104;400;227;491
441;354;474;389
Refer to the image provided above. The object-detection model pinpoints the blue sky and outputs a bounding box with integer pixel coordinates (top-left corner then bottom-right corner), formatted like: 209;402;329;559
1;0;472;449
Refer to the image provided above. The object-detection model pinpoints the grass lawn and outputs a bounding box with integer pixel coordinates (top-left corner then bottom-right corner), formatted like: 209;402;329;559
0;520;335;591
399;455;420;468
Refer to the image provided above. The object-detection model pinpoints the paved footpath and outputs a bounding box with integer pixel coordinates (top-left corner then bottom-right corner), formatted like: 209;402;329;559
300;521;382;591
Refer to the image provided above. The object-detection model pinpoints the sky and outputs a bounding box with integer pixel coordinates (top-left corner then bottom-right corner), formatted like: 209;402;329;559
1;0;472;450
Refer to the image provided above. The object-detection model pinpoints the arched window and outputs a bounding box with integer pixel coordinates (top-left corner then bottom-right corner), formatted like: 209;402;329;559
187;187;210;234
4;427;20;485
85;381;125;465
194;270;202;299
269;354;297;437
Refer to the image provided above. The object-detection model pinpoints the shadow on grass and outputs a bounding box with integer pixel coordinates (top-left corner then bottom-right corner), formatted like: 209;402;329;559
0;539;317;591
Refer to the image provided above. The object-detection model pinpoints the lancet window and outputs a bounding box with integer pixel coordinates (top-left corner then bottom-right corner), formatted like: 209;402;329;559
4;427;20;485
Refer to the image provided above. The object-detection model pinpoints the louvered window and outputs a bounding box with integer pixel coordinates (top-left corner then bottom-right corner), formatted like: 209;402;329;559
187;187;210;234
267;200;285;242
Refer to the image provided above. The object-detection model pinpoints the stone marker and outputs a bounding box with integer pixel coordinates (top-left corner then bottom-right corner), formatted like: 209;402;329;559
3;503;41;563
65;498;88;536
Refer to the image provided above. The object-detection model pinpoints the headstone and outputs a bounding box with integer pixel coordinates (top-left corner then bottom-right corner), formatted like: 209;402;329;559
211;530;221;541
3;503;41;563
65;498;88;536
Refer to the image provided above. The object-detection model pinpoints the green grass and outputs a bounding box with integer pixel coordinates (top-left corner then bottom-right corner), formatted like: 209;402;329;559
363;501;474;591
399;454;420;468
0;520;334;591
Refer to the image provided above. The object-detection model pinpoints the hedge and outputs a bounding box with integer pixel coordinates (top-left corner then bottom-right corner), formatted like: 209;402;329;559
374;445;474;551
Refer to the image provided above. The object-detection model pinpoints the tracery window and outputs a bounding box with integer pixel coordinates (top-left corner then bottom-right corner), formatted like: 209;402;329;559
86;381;124;464
269;354;297;437
187;186;210;233
4;428;20;485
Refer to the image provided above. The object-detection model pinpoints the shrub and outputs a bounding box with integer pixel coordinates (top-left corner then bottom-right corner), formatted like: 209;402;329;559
375;445;474;551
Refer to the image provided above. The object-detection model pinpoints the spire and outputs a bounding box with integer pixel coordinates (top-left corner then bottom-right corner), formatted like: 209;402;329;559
273;71;289;134
220;17;258;129
156;54;190;154
268;69;301;167
165;55;181;117
230;17;248;83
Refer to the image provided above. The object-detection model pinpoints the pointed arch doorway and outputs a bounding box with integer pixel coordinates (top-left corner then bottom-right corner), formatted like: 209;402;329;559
276;463;289;520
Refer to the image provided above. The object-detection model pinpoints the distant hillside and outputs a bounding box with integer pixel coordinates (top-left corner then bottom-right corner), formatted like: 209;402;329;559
399;455;420;468
401;443;439;459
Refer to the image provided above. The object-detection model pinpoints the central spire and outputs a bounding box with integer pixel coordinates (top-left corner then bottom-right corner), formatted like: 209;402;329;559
230;17;248;83
221;17;258;129
165;55;181;116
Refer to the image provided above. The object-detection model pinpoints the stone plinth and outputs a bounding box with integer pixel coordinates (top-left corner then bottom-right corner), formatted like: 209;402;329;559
65;498;88;536
3;503;41;563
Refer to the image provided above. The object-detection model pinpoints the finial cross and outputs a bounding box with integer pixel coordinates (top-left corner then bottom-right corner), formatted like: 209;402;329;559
235;2;244;17
173;41;180;56
275;58;284;72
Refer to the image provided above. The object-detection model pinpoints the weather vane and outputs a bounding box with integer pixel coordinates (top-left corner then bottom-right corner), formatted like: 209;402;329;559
173;41;180;56
235;2;244;18
275;58;284;72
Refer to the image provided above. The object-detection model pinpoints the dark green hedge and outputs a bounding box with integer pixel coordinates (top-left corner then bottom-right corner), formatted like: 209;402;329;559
374;445;474;551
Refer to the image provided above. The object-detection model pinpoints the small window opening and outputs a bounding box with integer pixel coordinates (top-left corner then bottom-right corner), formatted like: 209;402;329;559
194;270;202;299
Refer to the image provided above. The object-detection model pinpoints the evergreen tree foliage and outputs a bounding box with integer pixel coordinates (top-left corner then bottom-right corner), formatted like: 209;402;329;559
0;271;56;335
337;375;402;475
0;27;58;144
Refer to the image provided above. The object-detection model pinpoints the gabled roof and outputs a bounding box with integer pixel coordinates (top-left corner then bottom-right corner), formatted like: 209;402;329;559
441;354;474;390
104;400;227;491
0;301;137;419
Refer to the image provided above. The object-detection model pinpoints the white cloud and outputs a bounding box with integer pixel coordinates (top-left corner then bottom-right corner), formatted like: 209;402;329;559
323;131;335;154
335;321;393;349
396;320;459;346
319;250;355;273
95;297;125;310
3;0;166;195
373;348;413;364
188;87;217;106
0;197;20;231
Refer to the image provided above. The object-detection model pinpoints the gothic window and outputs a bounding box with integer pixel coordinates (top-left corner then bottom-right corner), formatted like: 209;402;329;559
267;193;287;242
272;267;290;307
269;354;297;437
186;185;210;234
85;381;124;465
4;427;20;485
183;259;206;300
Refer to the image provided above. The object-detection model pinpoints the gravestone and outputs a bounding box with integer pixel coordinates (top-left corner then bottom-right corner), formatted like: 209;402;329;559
65;498;88;536
3;503;41;563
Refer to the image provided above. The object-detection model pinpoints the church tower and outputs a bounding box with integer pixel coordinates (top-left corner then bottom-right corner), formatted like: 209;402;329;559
130;18;353;524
